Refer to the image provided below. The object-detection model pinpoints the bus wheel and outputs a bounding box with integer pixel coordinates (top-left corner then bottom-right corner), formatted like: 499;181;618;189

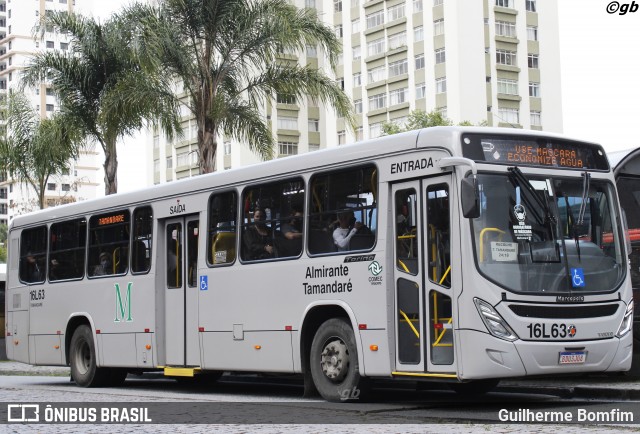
69;325;109;387
310;318;368;402
448;379;499;396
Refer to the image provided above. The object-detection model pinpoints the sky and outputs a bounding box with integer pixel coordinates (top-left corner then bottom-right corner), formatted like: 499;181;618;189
96;0;640;192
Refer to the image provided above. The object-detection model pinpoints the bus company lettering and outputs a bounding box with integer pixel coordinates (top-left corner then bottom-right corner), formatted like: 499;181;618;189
169;200;186;215
114;282;133;322
390;158;434;174
304;265;352;295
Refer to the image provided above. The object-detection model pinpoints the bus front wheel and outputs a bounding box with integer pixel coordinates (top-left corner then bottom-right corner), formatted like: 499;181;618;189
310;318;368;402
69;325;109;387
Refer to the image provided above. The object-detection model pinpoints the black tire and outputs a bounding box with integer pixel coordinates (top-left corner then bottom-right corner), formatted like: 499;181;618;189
69;325;109;387
448;379;499;396
310;318;368;402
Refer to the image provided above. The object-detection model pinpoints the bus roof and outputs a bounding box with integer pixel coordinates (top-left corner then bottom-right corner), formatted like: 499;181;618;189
8;126;603;230
608;148;640;176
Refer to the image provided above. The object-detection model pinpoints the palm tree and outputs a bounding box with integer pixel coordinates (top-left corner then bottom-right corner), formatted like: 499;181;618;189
121;0;354;174
0;93;83;210
21;11;181;195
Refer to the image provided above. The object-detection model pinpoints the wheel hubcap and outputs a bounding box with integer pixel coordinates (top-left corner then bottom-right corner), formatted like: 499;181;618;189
75;340;91;375
320;339;349;382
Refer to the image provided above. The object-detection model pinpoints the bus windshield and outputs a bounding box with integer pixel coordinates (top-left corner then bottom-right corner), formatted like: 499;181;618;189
470;172;625;294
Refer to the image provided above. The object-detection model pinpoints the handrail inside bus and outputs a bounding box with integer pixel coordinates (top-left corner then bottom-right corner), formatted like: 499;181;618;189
479;228;506;262
398;309;420;339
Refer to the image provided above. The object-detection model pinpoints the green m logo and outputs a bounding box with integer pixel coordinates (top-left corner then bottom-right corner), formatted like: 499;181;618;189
114;282;133;322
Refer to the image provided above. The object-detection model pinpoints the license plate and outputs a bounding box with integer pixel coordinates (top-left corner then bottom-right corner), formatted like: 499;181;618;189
559;351;586;365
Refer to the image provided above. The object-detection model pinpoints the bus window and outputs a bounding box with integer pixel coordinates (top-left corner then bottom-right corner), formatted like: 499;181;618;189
426;184;450;288
49;219;87;282
241;178;305;261
308;165;377;255
132;206;153;273
207;191;237;265
19;226;47;284
395;189;419;275
88;210;130;277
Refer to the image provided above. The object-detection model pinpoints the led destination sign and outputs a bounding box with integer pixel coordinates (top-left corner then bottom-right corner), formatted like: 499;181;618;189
461;134;610;171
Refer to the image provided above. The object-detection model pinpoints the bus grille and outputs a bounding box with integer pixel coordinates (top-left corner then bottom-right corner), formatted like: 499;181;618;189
508;304;619;319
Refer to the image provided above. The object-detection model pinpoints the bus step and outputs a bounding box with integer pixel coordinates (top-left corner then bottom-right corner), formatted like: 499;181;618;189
163;366;202;377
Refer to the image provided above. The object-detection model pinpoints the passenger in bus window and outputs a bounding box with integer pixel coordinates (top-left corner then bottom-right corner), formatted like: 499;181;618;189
25;253;43;282
333;210;363;251
243;208;275;260
280;207;303;257
93;252;112;276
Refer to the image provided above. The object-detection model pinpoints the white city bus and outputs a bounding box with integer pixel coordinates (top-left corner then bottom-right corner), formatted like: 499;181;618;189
5;127;633;402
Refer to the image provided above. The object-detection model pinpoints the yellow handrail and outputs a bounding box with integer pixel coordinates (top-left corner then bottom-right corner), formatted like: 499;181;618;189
479;227;506;262
399;309;420;339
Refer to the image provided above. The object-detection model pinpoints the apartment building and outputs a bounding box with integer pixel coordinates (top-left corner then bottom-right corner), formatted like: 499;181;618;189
148;0;562;184
0;0;102;225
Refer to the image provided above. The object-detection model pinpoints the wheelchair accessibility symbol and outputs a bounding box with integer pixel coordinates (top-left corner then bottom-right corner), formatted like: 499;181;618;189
200;275;208;291
570;268;585;288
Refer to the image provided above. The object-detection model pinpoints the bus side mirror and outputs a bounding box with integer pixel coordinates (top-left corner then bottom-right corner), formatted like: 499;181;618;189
461;177;480;218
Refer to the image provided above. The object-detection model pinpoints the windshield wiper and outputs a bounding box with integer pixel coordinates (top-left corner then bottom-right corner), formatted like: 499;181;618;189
508;166;556;227
577;171;591;225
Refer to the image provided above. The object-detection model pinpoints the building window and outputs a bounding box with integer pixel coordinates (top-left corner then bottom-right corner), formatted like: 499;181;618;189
388;3;406;21
433;0;443;4
415;53;425;70
526;0;536;12
46;40;54;49
414;26;424;42
496;0;512;8
224;142;232;155
166;157;173;169
338;131;346;145
496;49;517;66
353;72;362;87
308;119;319;132
60;42;69;51
277;116;298;130
352;18;360;34
435;48;446;64
61;183;71;192
352;45;361;60
355;127;363;141
366;10;384;29
153;134;160;150
305;0;316;8
334;0;342;12
309;144;320;152
388;58;408;77
389;88;408;106
370;122;382;139
436;77;447;94
530;111;541;126
367;37;385;57
528;54;539;68
529;82;540;97
277;94;296;105
498;107;519;124
495;21;516;38
368;93;387;111
367;65;386;83
47;183;56;191
388;31;407;50
46;104;54;111
414;0;424;12
416;82;426;99
278;142;298;156
306;45;317;57
354;99;363;114
434;19;445;36
334;24;343;38
527;26;538;41
497;78;518;95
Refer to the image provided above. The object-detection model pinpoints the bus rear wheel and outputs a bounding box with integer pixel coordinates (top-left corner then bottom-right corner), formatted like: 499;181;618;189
310;318;368;402
69;325;109;387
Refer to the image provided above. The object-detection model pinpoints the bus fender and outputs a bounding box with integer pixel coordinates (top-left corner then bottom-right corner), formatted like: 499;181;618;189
65;312;101;366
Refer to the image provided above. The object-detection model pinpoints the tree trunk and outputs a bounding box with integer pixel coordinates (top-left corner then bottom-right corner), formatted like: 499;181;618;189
103;141;118;195
198;123;217;174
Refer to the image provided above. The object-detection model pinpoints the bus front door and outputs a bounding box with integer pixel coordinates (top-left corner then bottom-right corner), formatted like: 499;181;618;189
164;215;200;367
393;176;455;374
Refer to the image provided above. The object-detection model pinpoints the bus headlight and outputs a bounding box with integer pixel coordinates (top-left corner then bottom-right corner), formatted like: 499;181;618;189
616;302;634;338
474;298;519;342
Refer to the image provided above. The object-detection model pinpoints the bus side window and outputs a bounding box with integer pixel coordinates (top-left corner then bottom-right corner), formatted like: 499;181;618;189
87;211;130;278
19;226;47;284
426;184;450;288
208;191;237;266
50;218;87;282
132;206;153;273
